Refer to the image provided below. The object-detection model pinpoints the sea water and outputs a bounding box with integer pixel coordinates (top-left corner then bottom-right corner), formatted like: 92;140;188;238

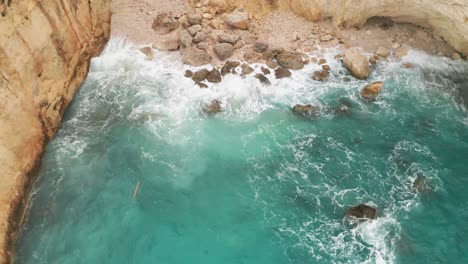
16;38;468;264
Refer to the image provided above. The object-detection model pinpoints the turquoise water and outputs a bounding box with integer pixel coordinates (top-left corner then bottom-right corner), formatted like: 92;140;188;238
16;39;468;264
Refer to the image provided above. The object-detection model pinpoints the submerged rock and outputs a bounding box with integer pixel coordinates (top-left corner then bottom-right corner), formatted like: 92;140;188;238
346;204;377;219
138;46;154;59
360;81;383;101
204;99;222;113
275;67;291;79
312;70;329;81
182;48;212;66
277;51;304;70
214;43;234;61
207;69;222;83
413;175;429;193
292;104;319;117
343;49;370;80
255;73;271;85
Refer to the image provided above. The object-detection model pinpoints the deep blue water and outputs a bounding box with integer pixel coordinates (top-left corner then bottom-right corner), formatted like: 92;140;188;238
16;39;468;264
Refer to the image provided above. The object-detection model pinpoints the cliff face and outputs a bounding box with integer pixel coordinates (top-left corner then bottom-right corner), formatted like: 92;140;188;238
0;0;111;262
207;0;468;56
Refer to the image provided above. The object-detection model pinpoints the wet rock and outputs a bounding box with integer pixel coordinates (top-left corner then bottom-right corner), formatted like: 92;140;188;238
452;52;462;60
184;70;193;78
193;31;207;43
241;63;254;75
182;48;212;66
188;25;202;36
254;42;269;53
214;43;234;61
218;33;239;44
304;59;310;64
376;47;390;58
346;204;377;219
255;73;271;85
275;67;291;79
312;70;329;81
191;69;209;82
221;60;240;76
138;47;154;59
413;175;429;193
196;82;208;88
207;69;222;83
369;55;379;65
225;10;249;30
343;49;370;80
322;64;331;71
187;14;203;25
261;66;271;75
152;13;179;34
204;99;222;113
360;81;383;101
292;104;319;117
277;51;304;70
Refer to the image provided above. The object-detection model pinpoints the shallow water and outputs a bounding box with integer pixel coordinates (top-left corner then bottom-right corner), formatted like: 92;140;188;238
16;39;468;264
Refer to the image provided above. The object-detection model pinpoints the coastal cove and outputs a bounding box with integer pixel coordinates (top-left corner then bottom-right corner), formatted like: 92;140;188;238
1;0;468;263
15;39;468;263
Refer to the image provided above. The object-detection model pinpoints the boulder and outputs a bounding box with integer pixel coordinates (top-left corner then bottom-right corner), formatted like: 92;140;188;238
376;47;390;58
191;69;209;82
221;60;240;75
207;69;222;83
180;32;193;47
182;48;212;66
255;73;271;85
218;33;239;44
225;10;249;30
277;52;304;70
152;13;179;34
243;51;263;63
322;64;331;71
261;66;271;75
241;63;254;75
187;14;203;25
214;43;234;61
312;70;329;81
360;81;383;101
413;175;429;193
152;36;181;51
138;47;154;59
193;31;207;43
266;60;278;69
346;204;377;219
318;58;327;65
275;67;292;79
204;99;222;113
343;49;370;79
369;55;379;65
254;42;269;53
197;82;208;88
320;34;334;42
394;47;408;58
292;104;319;117
188;25;202;36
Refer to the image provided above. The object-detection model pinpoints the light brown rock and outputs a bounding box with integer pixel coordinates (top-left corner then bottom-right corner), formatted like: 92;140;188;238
182;48;212;66
276;52;304;70
343;49;370;80
360;82;384;101
225;10;250;30
214;43;234;61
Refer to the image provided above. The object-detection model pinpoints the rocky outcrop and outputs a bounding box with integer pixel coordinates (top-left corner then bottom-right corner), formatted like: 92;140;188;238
205;0;468;56
346;204;377;219
0;0;111;262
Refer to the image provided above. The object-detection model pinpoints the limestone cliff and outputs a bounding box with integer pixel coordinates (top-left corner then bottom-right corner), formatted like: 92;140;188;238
206;0;468;56
0;0;110;262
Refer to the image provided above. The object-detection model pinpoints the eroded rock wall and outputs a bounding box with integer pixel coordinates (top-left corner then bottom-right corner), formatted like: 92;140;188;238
203;0;468;56
0;0;110;262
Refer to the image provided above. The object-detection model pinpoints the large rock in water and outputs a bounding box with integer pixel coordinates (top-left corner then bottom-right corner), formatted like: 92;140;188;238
346;204;377;219
204;99;223;114
360;82;383;101
225;10;250;30
343;49;370;80
276;52;304;70
292;104;319;117
191;69;209;82
182;48;212;66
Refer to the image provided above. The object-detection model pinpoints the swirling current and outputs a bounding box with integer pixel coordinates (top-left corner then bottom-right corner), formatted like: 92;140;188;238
16;39;468;264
